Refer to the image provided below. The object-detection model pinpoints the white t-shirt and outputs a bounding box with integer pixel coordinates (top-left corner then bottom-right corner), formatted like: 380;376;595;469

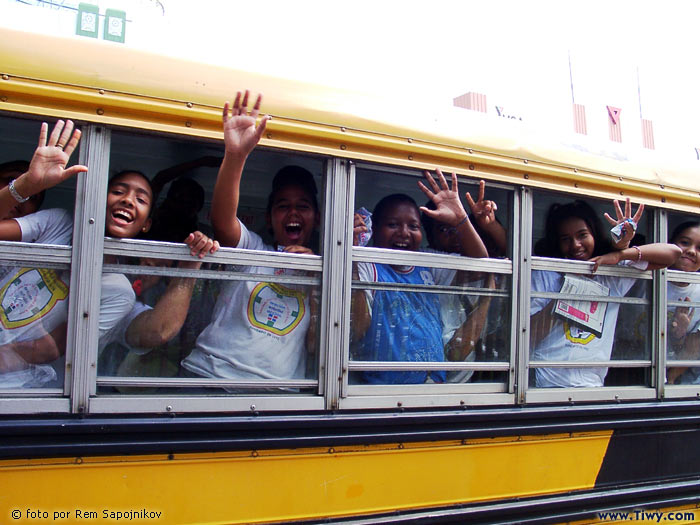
530;260;648;388
182;222;311;381
0;209;72;387
668;282;700;384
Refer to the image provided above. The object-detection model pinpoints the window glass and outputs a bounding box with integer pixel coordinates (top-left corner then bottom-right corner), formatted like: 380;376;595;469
0;115;80;392
666;213;700;385
530;191;654;389
350;167;512;387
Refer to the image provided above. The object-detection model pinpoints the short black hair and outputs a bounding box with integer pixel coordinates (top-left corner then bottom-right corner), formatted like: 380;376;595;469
0;160;45;208
536;200;612;258
167;177;205;212
372;193;420;231
109;170;155;216
266;165;318;215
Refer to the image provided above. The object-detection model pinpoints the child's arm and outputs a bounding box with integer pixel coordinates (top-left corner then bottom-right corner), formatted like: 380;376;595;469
350;213;372;342
446;274;494;362
589;243;682;272
465;180;507;257
419;169;488;259
125;232;219;349
0;322;67;372
211;91;269;248
0;120;86;240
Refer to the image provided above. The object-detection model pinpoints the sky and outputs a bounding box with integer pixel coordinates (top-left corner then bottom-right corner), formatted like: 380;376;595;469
3;0;700;160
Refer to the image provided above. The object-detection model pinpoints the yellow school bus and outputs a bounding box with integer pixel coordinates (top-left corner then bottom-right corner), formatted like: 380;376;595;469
2;27;700;524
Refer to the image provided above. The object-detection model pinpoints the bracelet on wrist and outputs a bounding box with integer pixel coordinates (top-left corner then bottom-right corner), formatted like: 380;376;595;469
8;179;30;204
631;245;642;261
453;215;469;229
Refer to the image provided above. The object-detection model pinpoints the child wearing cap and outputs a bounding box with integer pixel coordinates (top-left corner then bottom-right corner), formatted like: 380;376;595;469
181;91;320;384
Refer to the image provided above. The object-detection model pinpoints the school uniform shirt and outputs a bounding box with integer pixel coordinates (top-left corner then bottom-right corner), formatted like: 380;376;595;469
530;260;648;388
182;222;310;381
0;209;72;387
355;261;454;384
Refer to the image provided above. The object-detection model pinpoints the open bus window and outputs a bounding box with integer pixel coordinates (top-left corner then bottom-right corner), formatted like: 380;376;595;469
0;115;80;392
666;213;700;385
530;191;653;389
349;167;512;387
99;131;325;395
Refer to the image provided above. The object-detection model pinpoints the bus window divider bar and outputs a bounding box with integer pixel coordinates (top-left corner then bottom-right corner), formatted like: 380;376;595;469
102;264;321;286
532;256;654;278
348;361;510;371
96;376;318;389
352;246;512;273
529;360;652;368
531;291;648;305
0;241;72;265
351;281;509;297
103;238;323;271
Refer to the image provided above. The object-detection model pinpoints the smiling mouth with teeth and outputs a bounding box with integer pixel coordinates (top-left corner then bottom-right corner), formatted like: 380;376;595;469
112;210;134;223
285;222;302;235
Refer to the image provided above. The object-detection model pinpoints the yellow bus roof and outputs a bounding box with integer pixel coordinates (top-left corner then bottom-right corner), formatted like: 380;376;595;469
1;27;698;212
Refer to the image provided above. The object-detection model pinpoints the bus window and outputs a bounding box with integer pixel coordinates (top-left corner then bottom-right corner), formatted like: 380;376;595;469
666;214;700;386
349;166;512;388
530;192;654;390
0;116;80;392
98;131;325;395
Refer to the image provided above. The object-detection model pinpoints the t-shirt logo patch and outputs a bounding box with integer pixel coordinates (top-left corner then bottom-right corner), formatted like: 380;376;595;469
0;268;69;329
564;320;597;345
247;282;306;336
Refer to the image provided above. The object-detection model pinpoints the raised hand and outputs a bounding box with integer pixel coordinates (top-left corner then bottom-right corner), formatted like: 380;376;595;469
604;197;644;249
418;169;468;227
18;120;88;197
353;212;368;246
222;90;270;159
465;180;497;228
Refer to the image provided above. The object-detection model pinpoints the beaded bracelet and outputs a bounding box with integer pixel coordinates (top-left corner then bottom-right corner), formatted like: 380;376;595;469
632;245;642;261
8;179;30;203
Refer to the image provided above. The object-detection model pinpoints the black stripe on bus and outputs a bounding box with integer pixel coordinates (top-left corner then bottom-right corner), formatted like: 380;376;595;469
1;400;700;460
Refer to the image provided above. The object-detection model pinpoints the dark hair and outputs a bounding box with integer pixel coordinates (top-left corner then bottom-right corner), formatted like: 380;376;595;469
167;177;205;212
0;160;46;208
670;221;700;244
109;170;155;216
536;200;612;258
372;193;420;232
266;166;318;215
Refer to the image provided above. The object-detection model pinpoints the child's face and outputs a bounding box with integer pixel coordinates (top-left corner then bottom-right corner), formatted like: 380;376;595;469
374;202;422;252
267;185;318;248
105;172;153;238
0;170;41;220
673;226;700;273
557;217;595;261
429;220;460;254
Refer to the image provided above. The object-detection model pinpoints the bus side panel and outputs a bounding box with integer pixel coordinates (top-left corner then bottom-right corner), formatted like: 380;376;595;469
0;431;610;524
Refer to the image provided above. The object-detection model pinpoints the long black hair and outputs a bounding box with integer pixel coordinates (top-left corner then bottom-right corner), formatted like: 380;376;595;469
535;200;613;258
670;221;700;244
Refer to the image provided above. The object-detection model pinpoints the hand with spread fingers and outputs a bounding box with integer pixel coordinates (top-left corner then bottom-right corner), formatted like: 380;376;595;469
604;197;644;250
418;169;468;227
222;90;270;160
671;297;694;341
16;120;88;199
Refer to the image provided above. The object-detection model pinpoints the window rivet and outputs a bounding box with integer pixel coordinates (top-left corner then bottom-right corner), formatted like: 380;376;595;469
407;138;412;143
660;184;665;189
83;312;89;318
0;96;7;103
468;148;473;154
1;74;9;80
523;159;528;164
96;108;104;115
341;127;346;132
186;102;193;108
185;121;192;128
252;450;259;457
573;168;578;173
524;174;529;179
328;447;335;454
166;405;173;412
98;89;105;95
574;183;579;188
661;197;666;203
469;165;475;170
620;191;624;195
250;404;256;411
408;155;413;161
88;218;95;224
340;144;347;150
